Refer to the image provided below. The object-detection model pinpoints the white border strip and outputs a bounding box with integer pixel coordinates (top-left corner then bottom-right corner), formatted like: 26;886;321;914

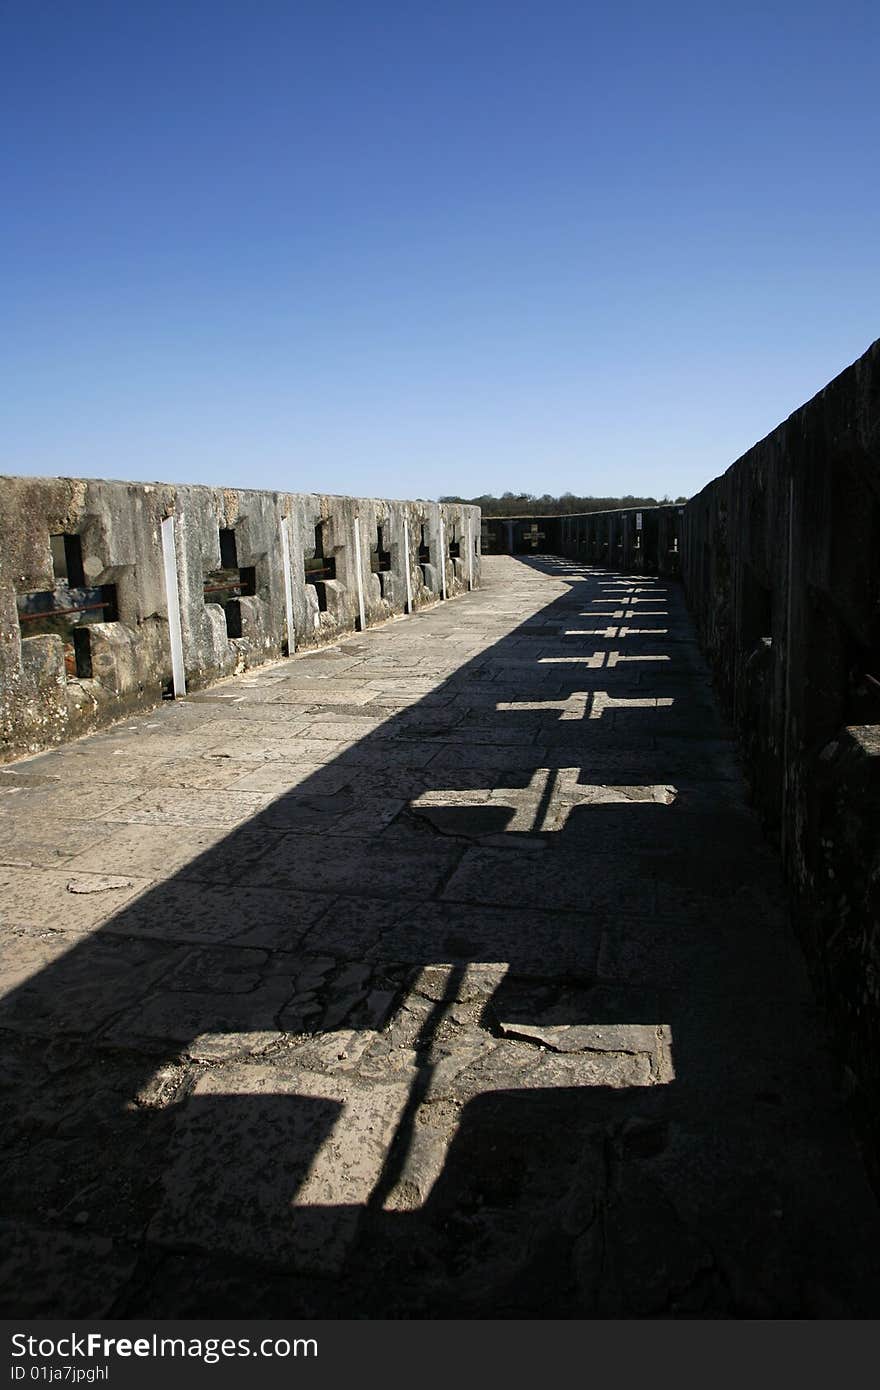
439;516;447;599
353;514;367;633
160;514;186;697
467;514;474;590
280;513;295;654
403;517;413;613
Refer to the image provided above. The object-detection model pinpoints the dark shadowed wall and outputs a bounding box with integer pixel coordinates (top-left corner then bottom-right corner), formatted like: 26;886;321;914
683;338;880;1177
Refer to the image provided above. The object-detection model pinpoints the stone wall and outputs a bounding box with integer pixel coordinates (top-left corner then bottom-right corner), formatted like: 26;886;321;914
0;476;480;761
683;337;880;1175
480;504;683;573
556;504;684;575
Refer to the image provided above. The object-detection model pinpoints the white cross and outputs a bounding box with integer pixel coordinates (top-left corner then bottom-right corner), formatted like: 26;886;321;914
579;609;668;618
539;650;671;667
563;626;668;638
598;585;668;595
590;596;666;604
412;765;676;833
497;691;674;722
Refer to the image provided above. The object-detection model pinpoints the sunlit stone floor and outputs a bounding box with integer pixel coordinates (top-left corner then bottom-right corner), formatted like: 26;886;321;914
1;554;878;1316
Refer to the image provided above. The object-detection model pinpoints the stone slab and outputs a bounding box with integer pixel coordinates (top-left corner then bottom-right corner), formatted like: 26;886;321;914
0;782;143;822
0;865;150;933
148;1065;410;1273
0;931;185;1037
0;815;118;868
227;761;354;794
0;1222;138;1318
363;902;603;975
99;880;332;950
246;839;463;900
442;847;655;914
61;821;279;882
99;789;271;827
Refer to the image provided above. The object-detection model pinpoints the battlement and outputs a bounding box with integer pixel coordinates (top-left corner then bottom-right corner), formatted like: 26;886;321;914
0;478;480;761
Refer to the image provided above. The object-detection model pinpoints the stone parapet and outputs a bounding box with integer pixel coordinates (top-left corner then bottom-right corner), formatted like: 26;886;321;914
682;336;880;1179
0;476;480;761
480;505;684;574
555;504;684;575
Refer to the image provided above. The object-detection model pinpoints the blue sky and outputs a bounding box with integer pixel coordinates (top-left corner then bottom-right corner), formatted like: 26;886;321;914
3;1;878;501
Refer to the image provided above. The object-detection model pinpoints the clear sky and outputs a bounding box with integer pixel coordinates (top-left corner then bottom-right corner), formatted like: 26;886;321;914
3;1;878;501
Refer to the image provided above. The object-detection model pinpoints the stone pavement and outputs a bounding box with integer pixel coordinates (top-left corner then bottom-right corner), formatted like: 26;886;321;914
2;554;879;1317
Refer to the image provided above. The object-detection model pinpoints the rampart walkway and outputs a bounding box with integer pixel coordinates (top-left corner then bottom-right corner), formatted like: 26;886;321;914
2;555;879;1316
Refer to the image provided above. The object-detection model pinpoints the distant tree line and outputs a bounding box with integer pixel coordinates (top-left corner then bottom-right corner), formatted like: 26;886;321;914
439;491;689;517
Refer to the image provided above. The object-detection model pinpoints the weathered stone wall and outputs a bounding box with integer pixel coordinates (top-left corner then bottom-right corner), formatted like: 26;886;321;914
556;504;684;575
480;505;684;574
0;476;480;761
683;337;880;1175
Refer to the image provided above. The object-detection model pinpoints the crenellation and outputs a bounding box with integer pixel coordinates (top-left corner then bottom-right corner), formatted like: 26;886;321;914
0;477;480;762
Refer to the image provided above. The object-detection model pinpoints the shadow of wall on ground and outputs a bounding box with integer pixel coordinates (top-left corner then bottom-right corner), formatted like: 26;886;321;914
2;557;878;1318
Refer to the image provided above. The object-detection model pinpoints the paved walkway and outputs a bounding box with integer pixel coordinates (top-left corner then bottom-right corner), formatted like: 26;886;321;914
2;555;879;1317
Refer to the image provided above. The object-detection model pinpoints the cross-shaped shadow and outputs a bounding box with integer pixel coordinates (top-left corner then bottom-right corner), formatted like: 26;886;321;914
2;557;878;1317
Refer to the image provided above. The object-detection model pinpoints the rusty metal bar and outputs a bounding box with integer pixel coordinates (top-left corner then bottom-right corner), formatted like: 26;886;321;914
203;582;243;596
19;600;109;621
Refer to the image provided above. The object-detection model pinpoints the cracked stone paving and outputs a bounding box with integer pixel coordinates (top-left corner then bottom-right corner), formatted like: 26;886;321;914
2;555;879;1317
